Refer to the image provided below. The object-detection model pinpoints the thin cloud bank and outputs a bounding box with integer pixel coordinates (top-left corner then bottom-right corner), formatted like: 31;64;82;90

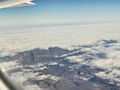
1;20;120;30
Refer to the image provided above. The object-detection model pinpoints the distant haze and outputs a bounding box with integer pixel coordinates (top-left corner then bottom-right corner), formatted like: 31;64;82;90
0;22;120;56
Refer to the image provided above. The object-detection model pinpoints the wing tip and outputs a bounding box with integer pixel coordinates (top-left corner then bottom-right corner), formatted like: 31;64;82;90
26;1;36;5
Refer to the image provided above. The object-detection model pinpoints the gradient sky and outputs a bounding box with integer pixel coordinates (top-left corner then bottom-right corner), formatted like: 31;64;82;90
0;0;120;28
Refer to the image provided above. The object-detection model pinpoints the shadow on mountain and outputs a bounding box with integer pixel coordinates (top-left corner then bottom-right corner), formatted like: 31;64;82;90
0;39;120;90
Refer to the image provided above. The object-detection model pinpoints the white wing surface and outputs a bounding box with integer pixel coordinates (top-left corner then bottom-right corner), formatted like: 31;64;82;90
0;0;35;9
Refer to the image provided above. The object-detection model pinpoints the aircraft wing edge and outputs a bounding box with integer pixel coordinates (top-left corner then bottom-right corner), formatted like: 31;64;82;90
12;1;36;7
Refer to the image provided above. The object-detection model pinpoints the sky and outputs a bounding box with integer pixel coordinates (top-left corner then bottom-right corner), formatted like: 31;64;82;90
0;0;120;28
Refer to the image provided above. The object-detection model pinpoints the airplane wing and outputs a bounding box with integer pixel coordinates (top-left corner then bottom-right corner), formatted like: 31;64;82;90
0;68;25;90
0;0;36;9
10;1;36;8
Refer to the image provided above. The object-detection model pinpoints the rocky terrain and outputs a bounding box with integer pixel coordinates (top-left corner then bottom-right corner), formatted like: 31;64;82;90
1;39;120;90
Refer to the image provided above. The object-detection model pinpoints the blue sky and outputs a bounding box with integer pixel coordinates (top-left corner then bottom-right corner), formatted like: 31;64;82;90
0;0;120;28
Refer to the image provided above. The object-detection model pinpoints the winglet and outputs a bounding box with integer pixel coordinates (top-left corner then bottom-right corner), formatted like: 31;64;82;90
25;1;36;6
